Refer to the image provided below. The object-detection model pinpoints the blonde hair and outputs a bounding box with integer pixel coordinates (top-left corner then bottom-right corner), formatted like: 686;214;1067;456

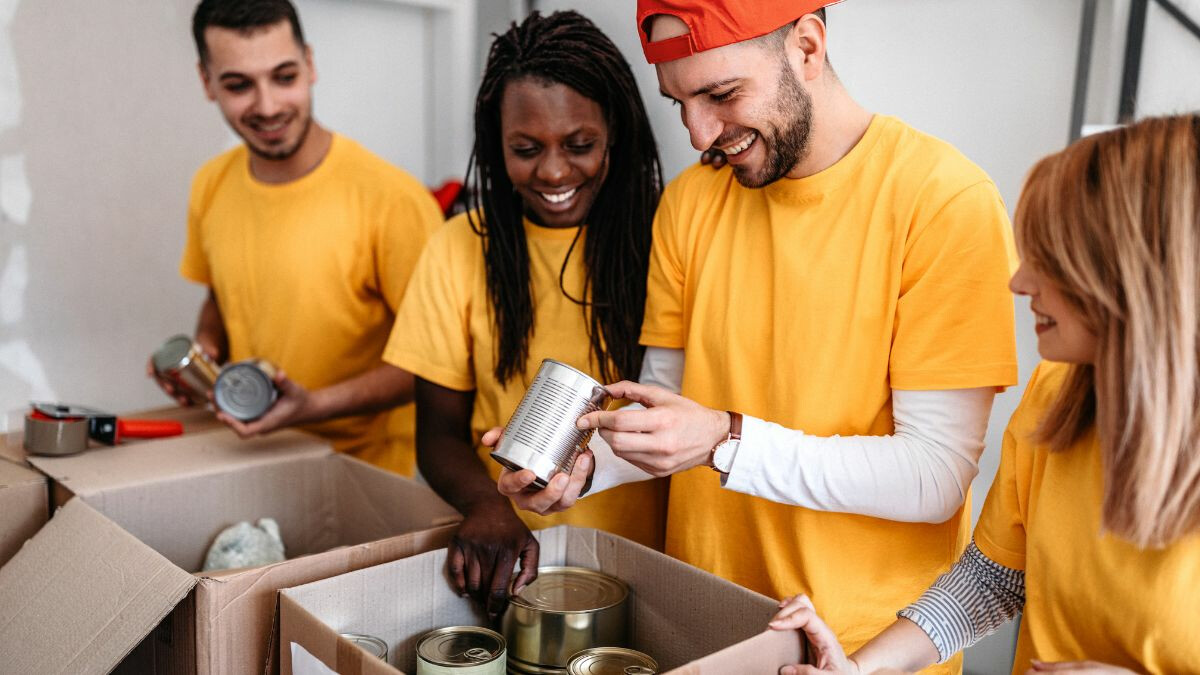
1015;114;1200;548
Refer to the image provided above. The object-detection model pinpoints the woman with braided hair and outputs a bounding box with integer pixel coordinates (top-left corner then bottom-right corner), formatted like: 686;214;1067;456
384;10;667;619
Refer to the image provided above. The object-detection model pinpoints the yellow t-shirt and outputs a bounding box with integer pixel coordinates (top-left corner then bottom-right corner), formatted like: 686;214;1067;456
384;213;667;549
976;362;1200;674
180;134;443;475
641;115;1018;670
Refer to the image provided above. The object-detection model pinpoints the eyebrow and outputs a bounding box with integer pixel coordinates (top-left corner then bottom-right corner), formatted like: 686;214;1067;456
218;60;299;81
660;77;741;102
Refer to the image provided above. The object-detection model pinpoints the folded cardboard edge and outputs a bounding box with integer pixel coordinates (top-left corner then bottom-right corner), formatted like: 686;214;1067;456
28;428;332;498
0;498;197;673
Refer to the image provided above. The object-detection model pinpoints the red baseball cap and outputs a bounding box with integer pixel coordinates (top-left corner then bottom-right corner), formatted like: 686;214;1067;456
637;0;836;64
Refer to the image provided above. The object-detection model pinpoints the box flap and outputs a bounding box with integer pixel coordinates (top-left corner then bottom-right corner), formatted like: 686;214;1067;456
0;456;43;488
0;498;197;674
0;458;48;567
663;629;806;674
28;428;331;497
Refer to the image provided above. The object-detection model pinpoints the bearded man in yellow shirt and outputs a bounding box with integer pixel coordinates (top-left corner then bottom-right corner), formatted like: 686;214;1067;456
150;0;443;475
497;2;1018;672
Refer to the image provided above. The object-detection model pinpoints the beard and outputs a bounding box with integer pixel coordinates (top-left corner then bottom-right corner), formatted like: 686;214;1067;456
241;112;313;162
729;61;814;189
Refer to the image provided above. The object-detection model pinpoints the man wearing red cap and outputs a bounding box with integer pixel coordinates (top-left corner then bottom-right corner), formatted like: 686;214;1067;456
496;3;1016;672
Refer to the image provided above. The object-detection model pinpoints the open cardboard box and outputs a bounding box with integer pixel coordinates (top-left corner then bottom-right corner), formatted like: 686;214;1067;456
280;526;808;675
0;457;48;568
0;428;462;675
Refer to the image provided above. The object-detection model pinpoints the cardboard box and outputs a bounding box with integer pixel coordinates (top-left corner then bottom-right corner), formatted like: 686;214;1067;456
280;526;808;675
0;428;462;675
0;458;48;567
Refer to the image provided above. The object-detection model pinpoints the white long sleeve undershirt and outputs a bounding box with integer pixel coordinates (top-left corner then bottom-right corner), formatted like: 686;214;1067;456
587;347;995;524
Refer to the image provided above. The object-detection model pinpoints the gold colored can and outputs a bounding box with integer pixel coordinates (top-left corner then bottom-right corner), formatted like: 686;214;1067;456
151;334;221;405
503;567;629;672
567;647;657;675
340;633;388;661
416;626;506;675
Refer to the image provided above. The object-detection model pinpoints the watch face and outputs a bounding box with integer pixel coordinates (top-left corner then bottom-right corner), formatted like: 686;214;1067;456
713;439;740;473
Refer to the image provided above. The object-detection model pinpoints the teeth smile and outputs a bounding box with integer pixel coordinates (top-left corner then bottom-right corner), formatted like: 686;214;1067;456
1035;313;1056;327
720;132;757;156
540;188;577;204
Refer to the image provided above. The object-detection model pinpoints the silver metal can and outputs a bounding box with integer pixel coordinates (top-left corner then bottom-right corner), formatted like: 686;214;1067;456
340;632;388;661
151;334;221;405
416;626;506;675
503;567;629;672
213;358;279;421
490;359;612;488
567;648;658;675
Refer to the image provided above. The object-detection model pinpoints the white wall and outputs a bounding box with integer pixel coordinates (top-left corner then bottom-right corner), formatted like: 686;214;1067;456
0;0;471;431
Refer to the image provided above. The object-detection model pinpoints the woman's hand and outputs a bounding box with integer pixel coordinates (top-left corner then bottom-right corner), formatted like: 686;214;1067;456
448;501;539;621
770;595;862;675
215;369;313;437
1027;661;1137;674
488;426;594;514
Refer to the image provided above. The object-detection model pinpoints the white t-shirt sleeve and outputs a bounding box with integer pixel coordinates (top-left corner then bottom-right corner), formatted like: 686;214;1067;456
721;387;995;523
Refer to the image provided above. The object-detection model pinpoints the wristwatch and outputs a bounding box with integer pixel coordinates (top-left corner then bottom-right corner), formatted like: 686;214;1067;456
709;411;743;475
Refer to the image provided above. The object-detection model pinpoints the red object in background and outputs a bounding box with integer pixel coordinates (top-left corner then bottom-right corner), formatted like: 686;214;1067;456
431;180;464;217
31;402;183;445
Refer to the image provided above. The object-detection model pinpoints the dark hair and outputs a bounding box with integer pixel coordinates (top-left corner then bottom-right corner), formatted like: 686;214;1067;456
759;8;827;51
192;0;305;64
467;10;663;385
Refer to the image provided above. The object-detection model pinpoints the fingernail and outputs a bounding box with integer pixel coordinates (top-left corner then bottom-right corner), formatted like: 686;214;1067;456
576;417;590;430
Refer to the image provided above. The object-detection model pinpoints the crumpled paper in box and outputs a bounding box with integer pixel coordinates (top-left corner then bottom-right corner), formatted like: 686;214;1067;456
202;517;286;571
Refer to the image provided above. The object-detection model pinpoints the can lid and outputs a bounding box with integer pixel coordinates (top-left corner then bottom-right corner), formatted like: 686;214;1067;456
214;361;276;421
416;626;505;666
510;566;628;613
567;647;658;675
152;335;195;372
340;633;388;660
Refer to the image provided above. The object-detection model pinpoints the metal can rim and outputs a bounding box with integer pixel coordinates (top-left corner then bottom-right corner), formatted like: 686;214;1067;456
508;566;629;614
416;626;506;667
539;359;605;389
566;647;658;675
339;633;388;660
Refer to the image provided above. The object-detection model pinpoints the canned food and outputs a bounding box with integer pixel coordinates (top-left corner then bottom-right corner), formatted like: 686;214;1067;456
213;359;279;421
491;360;612;488
503;567;629;671
567;648;657;675
152;334;221;405
340;632;388;661
416;626;506;674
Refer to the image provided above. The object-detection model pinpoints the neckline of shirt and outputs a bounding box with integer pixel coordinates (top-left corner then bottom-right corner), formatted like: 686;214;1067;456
523;217;584;241
240;133;343;193
760;114;890;204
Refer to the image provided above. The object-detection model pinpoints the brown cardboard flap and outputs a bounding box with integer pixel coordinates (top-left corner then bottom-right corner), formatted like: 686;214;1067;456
28;428;330;499
0;459;48;566
663;630;806;674
0;499;197;674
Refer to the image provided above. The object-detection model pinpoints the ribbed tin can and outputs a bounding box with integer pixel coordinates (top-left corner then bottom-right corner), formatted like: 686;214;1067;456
566;647;657;675
416;626;506;675
340;633;388;661
213;358;279;421
151;334;221;405
490;360;612;488
503;567;629;672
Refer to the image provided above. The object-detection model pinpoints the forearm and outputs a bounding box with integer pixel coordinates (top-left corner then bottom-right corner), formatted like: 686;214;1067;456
415;380;510;515
722;388;994;522
194;290;229;364
299;364;414;426
848;618;942;674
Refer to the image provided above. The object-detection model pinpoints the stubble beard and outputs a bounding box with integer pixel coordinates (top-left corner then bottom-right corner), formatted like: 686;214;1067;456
242;111;313;162
731;62;814;189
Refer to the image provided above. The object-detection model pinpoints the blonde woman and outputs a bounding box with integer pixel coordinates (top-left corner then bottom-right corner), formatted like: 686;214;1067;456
770;114;1200;674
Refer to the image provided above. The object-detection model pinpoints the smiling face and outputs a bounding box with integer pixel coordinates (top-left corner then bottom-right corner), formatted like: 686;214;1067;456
1009;261;1097;364
653;15;818;188
500;77;610;228
200;20;315;162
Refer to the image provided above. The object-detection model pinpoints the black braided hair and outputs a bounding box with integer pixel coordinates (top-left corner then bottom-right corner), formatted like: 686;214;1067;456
466;10;663;386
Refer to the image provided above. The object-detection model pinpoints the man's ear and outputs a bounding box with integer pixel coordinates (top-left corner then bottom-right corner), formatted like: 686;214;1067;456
789;13;828;81
304;44;317;85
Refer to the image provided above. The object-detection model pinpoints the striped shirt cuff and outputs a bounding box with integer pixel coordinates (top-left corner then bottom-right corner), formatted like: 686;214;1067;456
897;540;1025;663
